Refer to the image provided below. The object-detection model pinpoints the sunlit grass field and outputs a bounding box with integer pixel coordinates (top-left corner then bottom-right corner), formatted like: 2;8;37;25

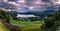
0;22;10;31
10;19;44;31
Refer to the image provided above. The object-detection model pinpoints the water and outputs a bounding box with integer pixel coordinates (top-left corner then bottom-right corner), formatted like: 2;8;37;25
16;14;37;18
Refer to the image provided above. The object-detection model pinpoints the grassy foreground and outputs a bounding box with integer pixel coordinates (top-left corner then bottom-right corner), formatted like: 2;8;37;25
0;22;10;31
10;19;44;31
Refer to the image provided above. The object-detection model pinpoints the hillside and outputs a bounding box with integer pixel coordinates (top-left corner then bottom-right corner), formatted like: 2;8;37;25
0;20;10;31
43;8;60;31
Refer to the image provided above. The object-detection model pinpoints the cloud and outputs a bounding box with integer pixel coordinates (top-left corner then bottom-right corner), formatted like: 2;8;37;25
28;6;34;10
16;0;25;4
4;0;8;2
0;0;60;10
8;0;17;1
42;0;49;2
0;0;25;9
7;2;20;7
51;0;60;5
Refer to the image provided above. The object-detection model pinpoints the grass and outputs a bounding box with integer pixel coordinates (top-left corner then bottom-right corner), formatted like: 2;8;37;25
20;24;42;31
10;19;44;25
10;19;44;31
0;22;10;31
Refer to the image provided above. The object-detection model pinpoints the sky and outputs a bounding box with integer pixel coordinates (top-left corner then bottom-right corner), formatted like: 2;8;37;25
0;0;60;11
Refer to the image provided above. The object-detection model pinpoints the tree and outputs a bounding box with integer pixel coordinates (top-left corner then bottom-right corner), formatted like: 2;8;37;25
0;10;10;23
44;8;60;31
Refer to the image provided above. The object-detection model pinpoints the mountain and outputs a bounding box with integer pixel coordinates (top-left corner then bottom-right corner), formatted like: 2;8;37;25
9;9;56;19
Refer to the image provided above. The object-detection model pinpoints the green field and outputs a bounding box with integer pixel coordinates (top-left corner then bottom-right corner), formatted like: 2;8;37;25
10;19;44;31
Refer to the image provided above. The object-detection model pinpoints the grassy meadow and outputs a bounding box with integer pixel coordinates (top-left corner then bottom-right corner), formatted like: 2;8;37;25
10;19;44;31
0;22;10;31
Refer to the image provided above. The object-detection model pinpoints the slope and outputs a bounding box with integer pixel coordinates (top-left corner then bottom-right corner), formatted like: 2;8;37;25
0;22;10;31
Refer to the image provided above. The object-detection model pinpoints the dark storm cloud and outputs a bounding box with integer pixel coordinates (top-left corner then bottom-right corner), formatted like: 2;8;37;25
8;0;16;1
42;0;50;2
8;0;18;2
0;0;60;10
